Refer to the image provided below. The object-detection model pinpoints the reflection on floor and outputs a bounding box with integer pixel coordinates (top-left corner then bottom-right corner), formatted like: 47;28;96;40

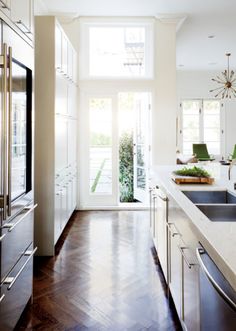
17;211;181;330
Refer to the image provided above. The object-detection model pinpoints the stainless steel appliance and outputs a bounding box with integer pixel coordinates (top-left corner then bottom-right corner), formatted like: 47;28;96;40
0;20;36;330
196;246;236;330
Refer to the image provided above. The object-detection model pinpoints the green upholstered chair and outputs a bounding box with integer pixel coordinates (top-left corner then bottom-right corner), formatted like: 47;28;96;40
232;144;236;159
192;143;214;161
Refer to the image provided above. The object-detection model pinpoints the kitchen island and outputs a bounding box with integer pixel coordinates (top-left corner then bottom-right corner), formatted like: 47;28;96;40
150;164;236;330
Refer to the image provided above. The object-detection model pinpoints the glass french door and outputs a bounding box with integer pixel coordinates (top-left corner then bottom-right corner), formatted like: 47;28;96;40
81;92;151;207
84;95;118;206
133;93;151;203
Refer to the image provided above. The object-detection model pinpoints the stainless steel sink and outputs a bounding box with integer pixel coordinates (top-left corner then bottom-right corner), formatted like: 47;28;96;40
196;204;236;222
182;190;236;204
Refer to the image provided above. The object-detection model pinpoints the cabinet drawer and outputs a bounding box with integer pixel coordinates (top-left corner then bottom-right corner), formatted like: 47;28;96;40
0;243;35;331
0;205;36;280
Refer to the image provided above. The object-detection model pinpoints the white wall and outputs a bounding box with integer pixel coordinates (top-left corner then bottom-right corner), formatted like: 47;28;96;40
177;70;236;157
153;19;177;165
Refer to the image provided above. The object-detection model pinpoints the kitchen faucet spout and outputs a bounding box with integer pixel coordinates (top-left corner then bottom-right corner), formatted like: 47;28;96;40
228;158;236;180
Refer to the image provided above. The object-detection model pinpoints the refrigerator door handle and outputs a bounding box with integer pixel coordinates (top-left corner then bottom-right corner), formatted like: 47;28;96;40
0;43;8;220
7;46;12;216
196;247;236;312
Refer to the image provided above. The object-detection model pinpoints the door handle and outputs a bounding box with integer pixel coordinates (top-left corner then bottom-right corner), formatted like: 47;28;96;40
3;204;37;232
3;247;37;290
8;46;12;216
0;44;8;220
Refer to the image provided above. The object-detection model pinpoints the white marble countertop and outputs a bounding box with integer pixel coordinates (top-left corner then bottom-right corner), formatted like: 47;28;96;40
150;163;236;291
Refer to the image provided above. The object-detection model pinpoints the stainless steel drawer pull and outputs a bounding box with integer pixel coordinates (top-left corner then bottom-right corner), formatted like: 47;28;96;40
157;194;168;202
4;247;37;291
196;247;236;311
167;223;180;237
3;204;37;232
179;246;196;269
0;233;6;242
0;294;5;303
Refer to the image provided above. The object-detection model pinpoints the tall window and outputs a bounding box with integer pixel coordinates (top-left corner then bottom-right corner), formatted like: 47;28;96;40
181;99;224;157
80;21;154;79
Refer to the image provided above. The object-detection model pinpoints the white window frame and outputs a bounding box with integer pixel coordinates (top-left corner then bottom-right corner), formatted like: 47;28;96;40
79;17;154;80
179;99;225;159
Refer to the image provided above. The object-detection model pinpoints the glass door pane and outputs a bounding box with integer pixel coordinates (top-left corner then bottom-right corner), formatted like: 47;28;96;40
182;100;201;155
203;100;221;155
89;98;112;194
11;62;27;200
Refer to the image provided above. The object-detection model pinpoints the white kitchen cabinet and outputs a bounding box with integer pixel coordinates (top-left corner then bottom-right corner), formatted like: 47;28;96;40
155;187;168;281
55;23;62;71
167;193;200;331
11;0;34;36
35;17;78;256
167;220;182;317
55;116;68;172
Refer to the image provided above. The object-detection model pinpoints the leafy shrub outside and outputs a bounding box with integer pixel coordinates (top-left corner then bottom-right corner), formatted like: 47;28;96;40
119;131;135;202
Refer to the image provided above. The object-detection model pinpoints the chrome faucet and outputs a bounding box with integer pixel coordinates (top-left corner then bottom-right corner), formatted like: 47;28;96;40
228;158;236;180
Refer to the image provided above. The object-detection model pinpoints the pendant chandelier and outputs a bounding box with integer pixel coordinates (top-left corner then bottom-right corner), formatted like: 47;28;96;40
210;53;236;99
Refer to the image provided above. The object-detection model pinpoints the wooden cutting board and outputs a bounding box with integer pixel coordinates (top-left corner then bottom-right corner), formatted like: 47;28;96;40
172;174;214;185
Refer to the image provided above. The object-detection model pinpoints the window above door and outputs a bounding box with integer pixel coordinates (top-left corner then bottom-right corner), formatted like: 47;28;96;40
79;19;154;79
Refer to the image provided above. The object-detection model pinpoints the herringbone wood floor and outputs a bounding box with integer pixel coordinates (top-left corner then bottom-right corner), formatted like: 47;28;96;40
16;211;182;331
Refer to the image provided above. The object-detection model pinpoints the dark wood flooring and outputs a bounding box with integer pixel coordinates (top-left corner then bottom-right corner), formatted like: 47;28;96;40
16;211;181;331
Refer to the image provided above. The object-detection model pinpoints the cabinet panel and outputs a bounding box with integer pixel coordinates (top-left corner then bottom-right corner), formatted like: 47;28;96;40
68;84;77;118
72;48;77;83
55;117;68;172
62;34;68;76
155;189;168;281
68;119;77;165
55;73;68;116
167;221;182;316
54;189;61;243
55;24;62;72
11;0;32;35
181;246;200;331
0;243;33;331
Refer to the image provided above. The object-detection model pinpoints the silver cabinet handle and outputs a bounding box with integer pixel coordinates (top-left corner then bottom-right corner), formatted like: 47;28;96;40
0;294;5;303
167;222;181;237
196;247;236;311
4;247;37;290
3;204;37;232
157;194;168;202
0;44;8;220
7;46;12;216
179;246;196;269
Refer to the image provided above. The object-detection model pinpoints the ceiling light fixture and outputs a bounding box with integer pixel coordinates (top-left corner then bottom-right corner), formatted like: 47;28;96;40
210;53;236;98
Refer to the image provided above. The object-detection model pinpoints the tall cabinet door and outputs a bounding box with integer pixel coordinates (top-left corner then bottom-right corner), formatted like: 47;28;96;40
11;0;33;34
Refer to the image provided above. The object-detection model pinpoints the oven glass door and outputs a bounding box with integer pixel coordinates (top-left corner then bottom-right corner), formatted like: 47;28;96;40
11;60;31;201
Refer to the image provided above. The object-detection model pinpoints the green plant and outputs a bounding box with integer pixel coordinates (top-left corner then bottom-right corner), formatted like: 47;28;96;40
173;166;211;178
119;131;134;202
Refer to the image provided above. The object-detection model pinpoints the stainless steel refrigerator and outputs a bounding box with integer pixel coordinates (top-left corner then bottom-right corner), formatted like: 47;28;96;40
0;20;36;330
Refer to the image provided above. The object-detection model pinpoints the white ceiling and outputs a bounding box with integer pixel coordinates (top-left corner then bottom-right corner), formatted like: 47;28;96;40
37;0;236;70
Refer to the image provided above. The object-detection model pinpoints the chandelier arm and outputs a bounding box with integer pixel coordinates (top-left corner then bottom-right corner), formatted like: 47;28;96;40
216;75;227;83
210;86;227;92
214;87;226;98
229;70;234;81
212;78;225;84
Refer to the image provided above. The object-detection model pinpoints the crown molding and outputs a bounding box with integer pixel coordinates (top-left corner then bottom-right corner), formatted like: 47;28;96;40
155;14;187;31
